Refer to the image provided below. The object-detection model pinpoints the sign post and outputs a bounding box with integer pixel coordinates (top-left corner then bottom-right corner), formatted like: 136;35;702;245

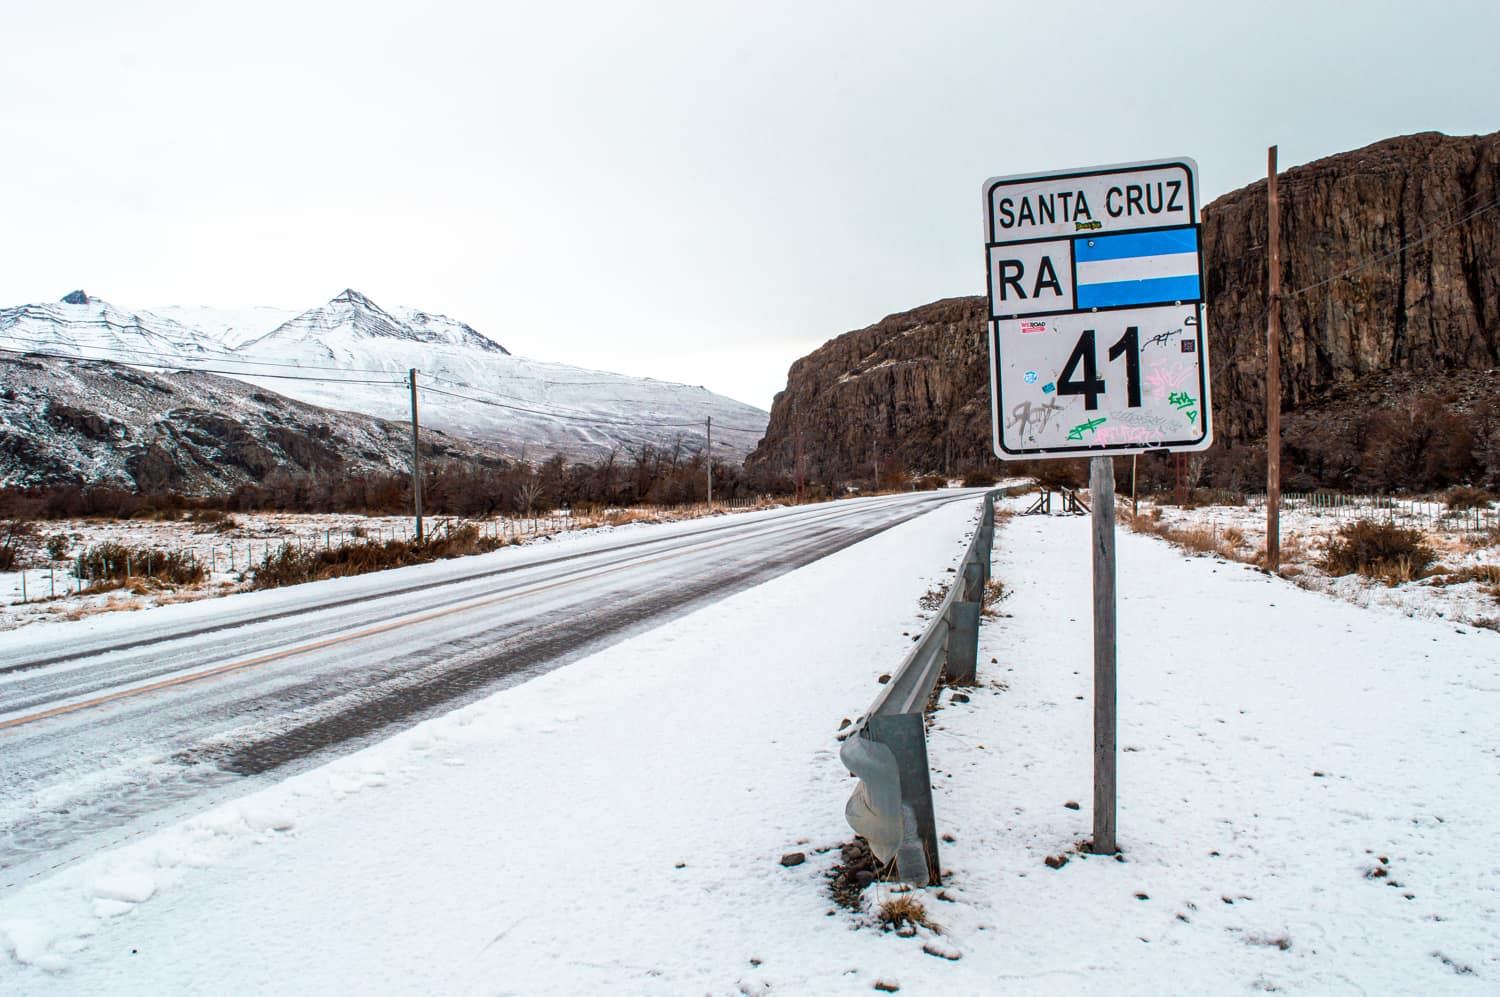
981;158;1212;853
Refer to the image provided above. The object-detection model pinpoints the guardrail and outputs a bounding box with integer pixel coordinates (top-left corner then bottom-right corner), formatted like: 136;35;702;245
839;491;999;886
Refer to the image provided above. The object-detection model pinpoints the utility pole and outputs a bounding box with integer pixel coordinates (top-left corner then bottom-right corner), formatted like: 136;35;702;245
409;367;424;542
1267;145;1282;572
705;416;713;507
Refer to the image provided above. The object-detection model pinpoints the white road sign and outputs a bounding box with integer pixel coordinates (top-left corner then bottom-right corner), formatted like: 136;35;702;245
981;158;1213;458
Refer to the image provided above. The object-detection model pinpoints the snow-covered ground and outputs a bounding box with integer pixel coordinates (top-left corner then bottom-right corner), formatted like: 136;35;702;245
2;497;1496;992
0;503;756;631
1126;495;1500;631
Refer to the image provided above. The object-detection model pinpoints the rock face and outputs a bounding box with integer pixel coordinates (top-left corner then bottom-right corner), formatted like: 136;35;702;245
1205;130;1500;442
748;297;993;483
748;131;1500;485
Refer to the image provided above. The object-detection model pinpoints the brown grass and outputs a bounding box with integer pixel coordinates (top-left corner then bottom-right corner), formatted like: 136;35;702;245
1430;564;1500;586
980;578;1007;618
877;894;940;934
1125;512;1254;564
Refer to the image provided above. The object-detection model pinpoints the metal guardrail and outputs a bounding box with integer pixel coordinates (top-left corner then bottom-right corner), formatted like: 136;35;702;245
839;491;999;886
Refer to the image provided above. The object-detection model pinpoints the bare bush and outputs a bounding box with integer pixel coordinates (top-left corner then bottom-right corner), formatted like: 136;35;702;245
1445;485;1494;511
76;542;205;586
1;520;39;570
249;524;503;590
1322;520;1437;584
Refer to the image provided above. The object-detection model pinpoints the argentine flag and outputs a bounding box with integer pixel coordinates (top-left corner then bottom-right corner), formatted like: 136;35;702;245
1074;228;1201;309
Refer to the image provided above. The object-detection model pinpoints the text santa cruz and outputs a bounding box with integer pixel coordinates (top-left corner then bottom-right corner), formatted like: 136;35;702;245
992;179;1188;231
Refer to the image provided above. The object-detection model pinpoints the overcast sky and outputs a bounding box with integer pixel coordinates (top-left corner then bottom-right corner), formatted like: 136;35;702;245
3;1;1496;411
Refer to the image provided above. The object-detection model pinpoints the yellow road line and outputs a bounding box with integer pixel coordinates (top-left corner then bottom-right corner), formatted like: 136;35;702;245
0;525;773;732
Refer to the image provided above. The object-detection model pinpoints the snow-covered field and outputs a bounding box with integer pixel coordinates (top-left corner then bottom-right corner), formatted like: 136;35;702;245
1126;495;1500;631
2;496;1497;993
0;504;754;631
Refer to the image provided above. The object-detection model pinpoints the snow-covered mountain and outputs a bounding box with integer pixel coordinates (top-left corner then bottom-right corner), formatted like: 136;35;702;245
0;290;769;462
0;352;499;493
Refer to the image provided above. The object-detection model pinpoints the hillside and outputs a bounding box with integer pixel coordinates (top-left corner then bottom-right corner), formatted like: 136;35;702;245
747;130;1500;491
0;353;499;494
0;289;769;466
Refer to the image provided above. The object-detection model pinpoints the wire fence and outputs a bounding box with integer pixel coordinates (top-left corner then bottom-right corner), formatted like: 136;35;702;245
1239;492;1499;534
3;498;767;607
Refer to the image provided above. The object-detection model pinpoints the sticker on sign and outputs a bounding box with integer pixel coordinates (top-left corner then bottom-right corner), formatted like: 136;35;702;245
981;158;1213;458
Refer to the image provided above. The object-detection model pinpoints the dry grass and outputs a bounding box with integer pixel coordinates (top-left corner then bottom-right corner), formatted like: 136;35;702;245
1428;564;1500;601
876;894;940;934
980;578;1007;618
918;586;947;611
1429;564;1500;586
1124;512;1255;564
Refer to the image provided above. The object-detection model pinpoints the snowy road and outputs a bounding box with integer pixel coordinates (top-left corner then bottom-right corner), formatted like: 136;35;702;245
0;491;970;892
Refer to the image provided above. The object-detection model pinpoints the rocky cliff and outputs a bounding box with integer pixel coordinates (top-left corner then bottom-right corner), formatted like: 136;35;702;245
747;297;993;485
747;130;1500;488
1205;130;1500;442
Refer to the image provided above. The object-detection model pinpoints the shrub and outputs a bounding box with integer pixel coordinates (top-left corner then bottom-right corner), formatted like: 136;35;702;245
249;524;503;590
1034;460;1086;491
46;533;70;560
1445;485;1494;511
76;542;205;586
961;469;998;488
0;519;36;570
1321;520;1437;583
913;475;946;491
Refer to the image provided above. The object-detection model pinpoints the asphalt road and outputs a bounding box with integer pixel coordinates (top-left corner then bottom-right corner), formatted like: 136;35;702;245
0;491;976;891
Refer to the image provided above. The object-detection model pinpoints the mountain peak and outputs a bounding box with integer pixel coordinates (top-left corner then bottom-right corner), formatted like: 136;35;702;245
60;290;90;305
331;288;379;309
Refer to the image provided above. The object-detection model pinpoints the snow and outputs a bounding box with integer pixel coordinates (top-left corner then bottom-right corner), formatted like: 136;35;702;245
0;290;769;461
1127;495;1500;630
2;497;1497;992
0;503;758;631
146;305;298;350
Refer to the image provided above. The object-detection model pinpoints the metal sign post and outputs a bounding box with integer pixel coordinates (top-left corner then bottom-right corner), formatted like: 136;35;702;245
981;158;1212;854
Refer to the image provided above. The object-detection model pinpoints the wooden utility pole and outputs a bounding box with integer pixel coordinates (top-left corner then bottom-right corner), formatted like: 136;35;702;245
1089;456;1117;854
1266;146;1282;571
705;416;713;506
409;367;424;542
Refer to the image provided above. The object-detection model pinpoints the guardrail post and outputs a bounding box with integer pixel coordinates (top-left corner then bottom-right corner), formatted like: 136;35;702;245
943;599;981;685
839;489;1004;888
864;714;941;886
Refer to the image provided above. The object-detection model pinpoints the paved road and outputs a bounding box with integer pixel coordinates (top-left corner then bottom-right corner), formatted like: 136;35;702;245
0;491;977;890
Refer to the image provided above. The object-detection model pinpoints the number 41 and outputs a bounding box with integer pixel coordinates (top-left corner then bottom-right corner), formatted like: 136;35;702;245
1058;327;1141;410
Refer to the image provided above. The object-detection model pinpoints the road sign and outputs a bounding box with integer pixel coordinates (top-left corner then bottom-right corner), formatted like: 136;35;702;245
982;158;1213;458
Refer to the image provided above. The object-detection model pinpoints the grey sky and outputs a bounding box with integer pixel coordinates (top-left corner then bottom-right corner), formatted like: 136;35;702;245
3;1;1495;411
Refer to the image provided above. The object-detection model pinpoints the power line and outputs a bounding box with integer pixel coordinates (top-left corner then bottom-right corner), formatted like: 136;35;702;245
421;383;751;435
0;334;393;376
1226;190;1500;334
0;345;407;387
1;338;766;434
422;373;766;434
1287;194;1500;299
